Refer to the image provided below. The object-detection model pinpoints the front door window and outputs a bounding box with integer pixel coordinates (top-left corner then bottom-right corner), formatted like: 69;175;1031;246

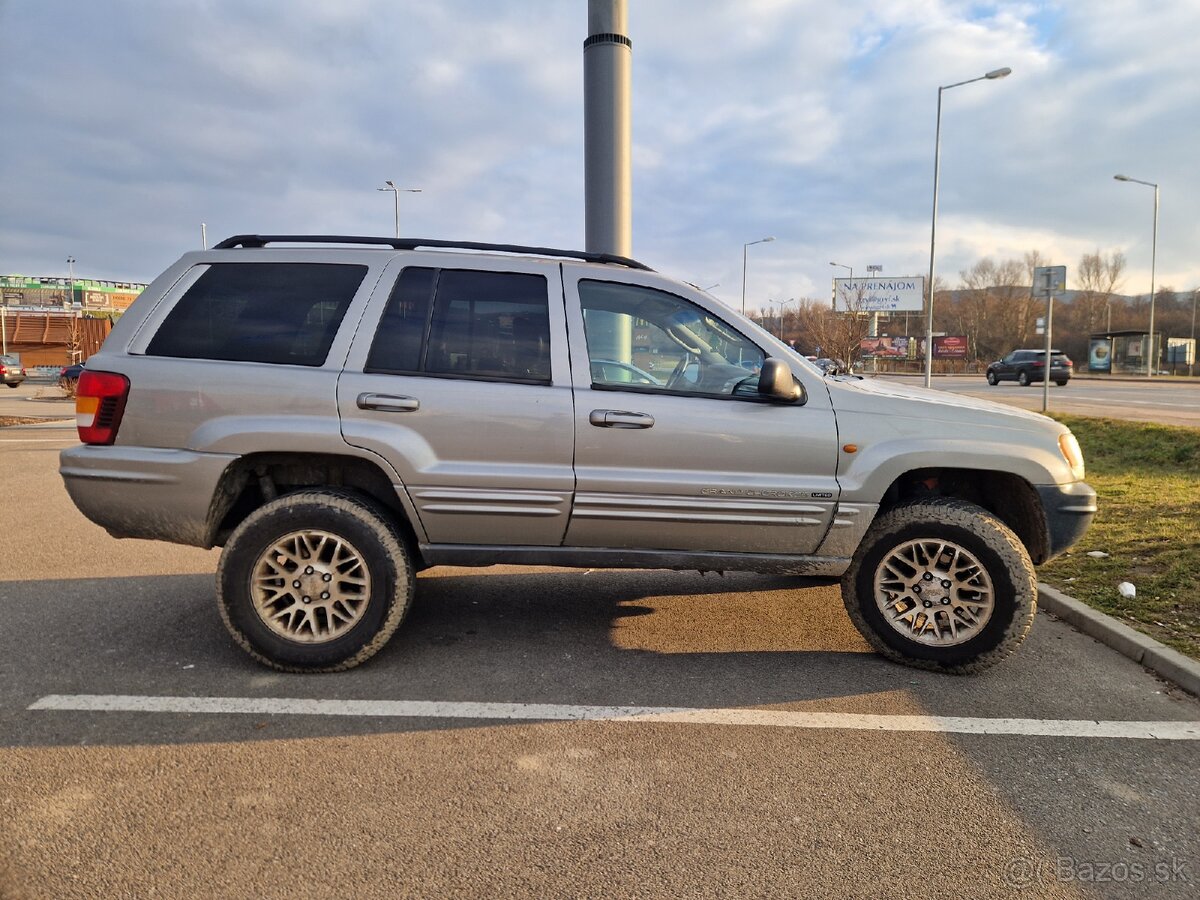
577;280;765;399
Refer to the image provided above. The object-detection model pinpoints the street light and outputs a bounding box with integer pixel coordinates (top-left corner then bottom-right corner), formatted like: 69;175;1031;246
741;236;775;316
925;66;1012;387
829;261;853;309
1190;287;1197;377
1114;174;1159;377
67;257;76;308
377;180;422;238
769;297;796;340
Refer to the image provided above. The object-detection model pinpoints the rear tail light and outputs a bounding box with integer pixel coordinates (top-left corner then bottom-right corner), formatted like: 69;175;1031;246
76;370;130;445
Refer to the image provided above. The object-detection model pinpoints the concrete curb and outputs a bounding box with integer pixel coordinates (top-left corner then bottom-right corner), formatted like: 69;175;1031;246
1038;584;1200;698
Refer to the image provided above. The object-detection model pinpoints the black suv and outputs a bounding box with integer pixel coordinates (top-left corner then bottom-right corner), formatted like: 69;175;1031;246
986;349;1073;387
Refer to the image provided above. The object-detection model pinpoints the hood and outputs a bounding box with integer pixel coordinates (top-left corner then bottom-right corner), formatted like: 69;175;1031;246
823;375;1066;435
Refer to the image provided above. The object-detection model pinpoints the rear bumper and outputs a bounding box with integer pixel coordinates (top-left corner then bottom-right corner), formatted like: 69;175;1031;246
60;444;238;547
1036;481;1097;560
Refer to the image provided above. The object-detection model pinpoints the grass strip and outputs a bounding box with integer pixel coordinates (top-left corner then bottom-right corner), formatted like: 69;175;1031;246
1040;414;1200;660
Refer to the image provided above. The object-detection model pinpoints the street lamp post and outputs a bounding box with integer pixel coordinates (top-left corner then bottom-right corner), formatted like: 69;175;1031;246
67;256;76;308
1190;287;1197;377
829;261;853;309
925;66;1012;388
377;181;422;238
769;298;796;340
1114;174;1159;377
741;236;775;316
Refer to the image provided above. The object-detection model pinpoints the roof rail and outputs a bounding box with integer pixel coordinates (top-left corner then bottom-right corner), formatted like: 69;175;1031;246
212;235;654;271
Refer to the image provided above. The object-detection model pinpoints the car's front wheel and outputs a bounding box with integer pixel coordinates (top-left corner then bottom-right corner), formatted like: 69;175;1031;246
986;371;998;385
841;499;1036;673
217;490;414;672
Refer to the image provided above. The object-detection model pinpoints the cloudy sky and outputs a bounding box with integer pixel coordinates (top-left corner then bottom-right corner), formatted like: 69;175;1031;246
1;0;1197;310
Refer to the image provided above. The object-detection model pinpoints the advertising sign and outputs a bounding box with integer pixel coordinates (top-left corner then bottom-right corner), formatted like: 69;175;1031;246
859;336;911;359
833;277;924;313
1088;338;1112;372
932;335;968;359
1167;338;1195;366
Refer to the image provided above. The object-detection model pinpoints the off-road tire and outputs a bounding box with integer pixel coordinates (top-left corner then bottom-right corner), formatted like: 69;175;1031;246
217;489;414;673
986;371;998;386
1017;370;1031;386
841;498;1036;674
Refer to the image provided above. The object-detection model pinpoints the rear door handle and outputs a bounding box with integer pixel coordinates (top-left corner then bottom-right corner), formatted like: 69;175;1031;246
357;393;420;412
589;409;655;429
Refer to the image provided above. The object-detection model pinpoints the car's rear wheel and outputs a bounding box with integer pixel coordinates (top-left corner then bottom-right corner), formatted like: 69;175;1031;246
217;489;414;672
1055;379;1068;387
986;371;998;386
1017;370;1031;386
841;499;1036;673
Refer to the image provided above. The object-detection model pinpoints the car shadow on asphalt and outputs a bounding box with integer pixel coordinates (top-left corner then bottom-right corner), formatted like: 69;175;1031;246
0;566;1176;748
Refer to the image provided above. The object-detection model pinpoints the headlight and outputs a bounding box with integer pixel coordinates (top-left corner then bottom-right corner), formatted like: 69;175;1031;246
1058;432;1085;481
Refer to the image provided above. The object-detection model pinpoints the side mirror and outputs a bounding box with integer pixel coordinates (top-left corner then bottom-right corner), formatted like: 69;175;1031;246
758;357;804;402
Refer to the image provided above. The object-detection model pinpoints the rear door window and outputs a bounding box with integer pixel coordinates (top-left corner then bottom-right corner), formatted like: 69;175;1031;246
366;268;551;384
146;263;366;366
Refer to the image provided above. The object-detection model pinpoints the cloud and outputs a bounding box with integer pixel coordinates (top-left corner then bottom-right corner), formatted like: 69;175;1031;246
0;0;1196;302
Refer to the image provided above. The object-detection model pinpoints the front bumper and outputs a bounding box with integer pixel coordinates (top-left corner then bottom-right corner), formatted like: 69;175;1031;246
1036;481;1097;561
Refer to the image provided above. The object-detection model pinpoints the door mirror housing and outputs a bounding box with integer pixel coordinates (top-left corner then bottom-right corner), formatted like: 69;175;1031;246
758;357;804;403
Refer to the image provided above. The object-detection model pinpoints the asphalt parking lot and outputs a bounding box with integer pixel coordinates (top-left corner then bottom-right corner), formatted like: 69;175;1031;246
2;419;1198;898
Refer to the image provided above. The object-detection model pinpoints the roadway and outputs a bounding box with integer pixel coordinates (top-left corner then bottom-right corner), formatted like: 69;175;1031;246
875;374;1200;428
1;421;1197;898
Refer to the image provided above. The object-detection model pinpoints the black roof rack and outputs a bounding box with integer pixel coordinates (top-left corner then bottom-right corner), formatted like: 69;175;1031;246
212;234;654;271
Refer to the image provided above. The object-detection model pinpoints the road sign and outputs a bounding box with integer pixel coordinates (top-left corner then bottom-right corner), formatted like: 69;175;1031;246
1031;266;1066;414
1033;265;1066;298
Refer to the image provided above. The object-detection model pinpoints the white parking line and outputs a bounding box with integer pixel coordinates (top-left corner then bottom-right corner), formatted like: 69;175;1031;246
27;694;1200;740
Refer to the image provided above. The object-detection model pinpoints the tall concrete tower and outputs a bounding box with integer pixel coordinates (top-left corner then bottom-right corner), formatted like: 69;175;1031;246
584;0;632;257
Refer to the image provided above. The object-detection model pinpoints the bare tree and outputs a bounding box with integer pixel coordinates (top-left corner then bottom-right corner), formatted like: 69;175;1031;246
1075;249;1126;333
794;287;874;367
65;316;84;363
953;257;1030;361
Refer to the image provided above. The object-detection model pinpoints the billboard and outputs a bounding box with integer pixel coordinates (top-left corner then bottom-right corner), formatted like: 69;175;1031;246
932;335;969;359
859;336;913;359
1088;338;1112;372
834;277;924;313
1167;338;1195;366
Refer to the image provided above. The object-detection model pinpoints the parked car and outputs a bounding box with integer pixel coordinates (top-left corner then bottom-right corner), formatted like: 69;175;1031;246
814;357;853;376
60;361;86;385
60;234;1095;675
0;354;27;388
986;349;1073;386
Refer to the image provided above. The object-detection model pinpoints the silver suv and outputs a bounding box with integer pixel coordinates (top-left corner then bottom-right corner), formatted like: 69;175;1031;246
60;236;1096;674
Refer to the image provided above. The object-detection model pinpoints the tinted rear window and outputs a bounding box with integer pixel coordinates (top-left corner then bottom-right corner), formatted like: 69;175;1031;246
366;267;551;383
146;263;366;366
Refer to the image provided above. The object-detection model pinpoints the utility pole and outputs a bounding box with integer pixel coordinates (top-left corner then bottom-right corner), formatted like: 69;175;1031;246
584;0;632;258
584;0;633;363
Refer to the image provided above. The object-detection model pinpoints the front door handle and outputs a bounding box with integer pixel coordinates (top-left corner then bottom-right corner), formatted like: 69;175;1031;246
357;393;420;412
589;409;655;429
